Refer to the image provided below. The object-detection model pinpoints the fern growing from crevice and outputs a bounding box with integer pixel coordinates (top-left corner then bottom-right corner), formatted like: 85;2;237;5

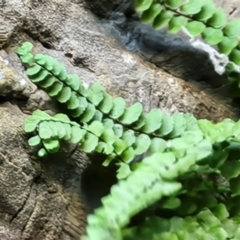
16;42;240;240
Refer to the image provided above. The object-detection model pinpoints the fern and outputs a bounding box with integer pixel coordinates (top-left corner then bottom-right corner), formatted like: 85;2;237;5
15;42;240;240
122;204;240;239
16;42;201;168
82;144;209;240
16;42;199;136
134;0;240;93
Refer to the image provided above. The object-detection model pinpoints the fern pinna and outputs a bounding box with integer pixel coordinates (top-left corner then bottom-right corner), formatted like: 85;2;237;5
134;0;240;96
16;42;240;239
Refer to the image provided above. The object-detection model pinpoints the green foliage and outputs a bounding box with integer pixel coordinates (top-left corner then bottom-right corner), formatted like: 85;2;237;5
82;147;206;240
122;205;240;240
16;42;240;240
134;0;240;92
16;42;202;167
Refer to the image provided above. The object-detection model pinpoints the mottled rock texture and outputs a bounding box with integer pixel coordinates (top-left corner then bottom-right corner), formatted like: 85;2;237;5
0;0;240;239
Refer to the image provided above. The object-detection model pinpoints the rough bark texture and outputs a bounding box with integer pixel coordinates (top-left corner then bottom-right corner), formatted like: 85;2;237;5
0;0;240;239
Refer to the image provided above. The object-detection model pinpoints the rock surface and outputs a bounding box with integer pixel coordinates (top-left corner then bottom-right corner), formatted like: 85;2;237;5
0;0;240;239
0;102;88;239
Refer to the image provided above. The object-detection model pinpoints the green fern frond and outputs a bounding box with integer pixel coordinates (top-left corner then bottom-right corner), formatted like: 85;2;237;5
17;42;205;166
135;0;240;90
24;109;135;158
82;147;206;240
16;43;200;136
122;203;240;240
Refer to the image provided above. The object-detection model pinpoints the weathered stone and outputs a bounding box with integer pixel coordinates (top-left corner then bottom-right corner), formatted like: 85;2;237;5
0;52;37;99
0;103;88;239
0;0;240;239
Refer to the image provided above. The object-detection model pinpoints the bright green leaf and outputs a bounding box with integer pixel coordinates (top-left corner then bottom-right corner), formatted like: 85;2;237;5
65;74;81;91
207;8;227;28
53;113;70;122
34;54;46;66
194;4;215;21
48;81;64;97
113;139;128;155
153;10;174;29
119;102;143;125
140;3;163;23
95;142;114;155
57;86;72;103
109;97;126;119
38;122;53;139
202;27;224;45
87;82;105;106
24;116;41;133
70;97;88;118
30;69;50;84
218;37;238;55
213;203;229;221
101;128;116;145
184;113;199;131
132;114;146;130
26;64;42;77
168;16;188;34
149;138;167;154
186;21;206;36
102;154;117;167
81;132;99;152
155;112;174;137
55;122;67;139
98;93;113;114
87;121;104;137
37;75;56;88
70;126;86;144
121;147;135;163
162;197;181;209
92;110;104;122
62;123;72;141
121;130;136;147
67;92;79;110
140;109;163;133
56;67;67;80
165;0;185;9
38;148;48;157
20;53;34;64
15;42;33;56
79;103;96;123
113;124;124;138
77;83;88;97
219;160;240;179
117;163;132;179
47;121;60;138
133;134;151;154
180;0;203;15
168;112;187;138
102;119;114;129
28;135;41;147
42;139;60;153
229;49;240;65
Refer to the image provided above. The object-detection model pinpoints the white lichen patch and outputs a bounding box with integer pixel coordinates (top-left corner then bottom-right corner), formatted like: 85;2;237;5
82;81;90;89
19;78;26;86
